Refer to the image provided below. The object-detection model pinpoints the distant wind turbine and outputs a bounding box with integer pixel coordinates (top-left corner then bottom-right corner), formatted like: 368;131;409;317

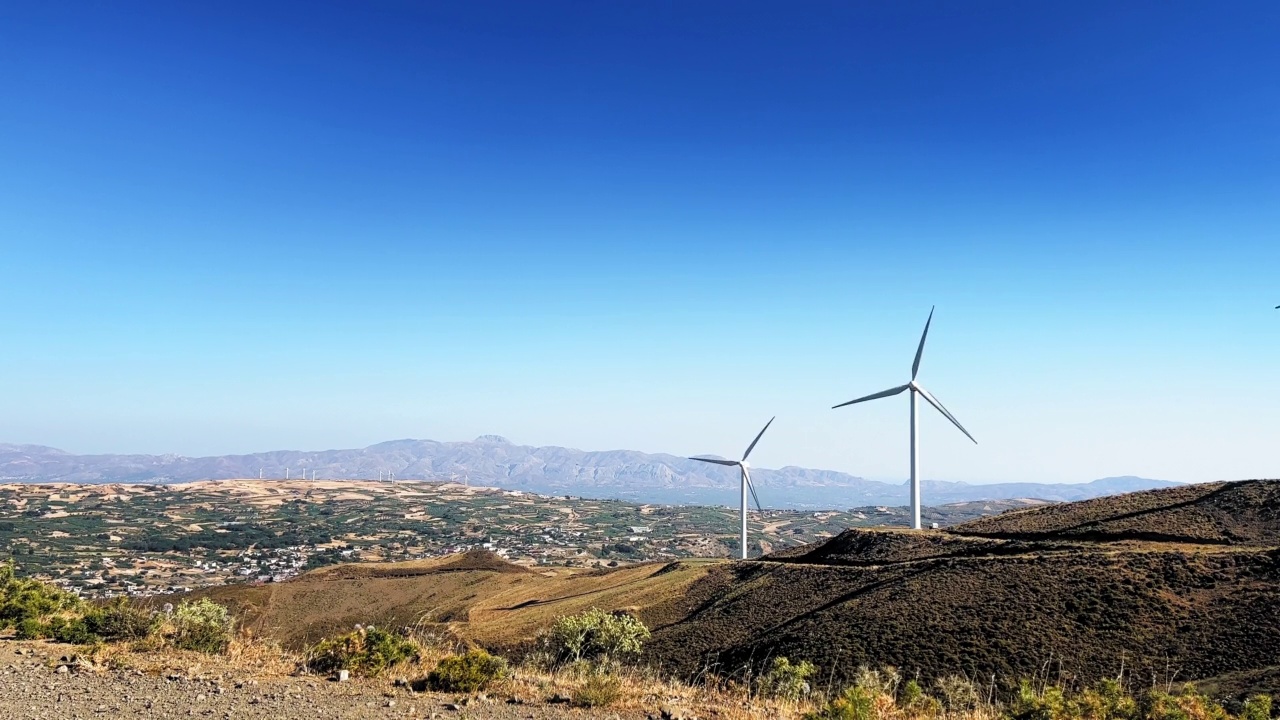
690;417;774;560
833;307;976;530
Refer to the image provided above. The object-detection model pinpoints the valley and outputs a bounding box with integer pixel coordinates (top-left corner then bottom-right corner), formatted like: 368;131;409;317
0;479;1034;599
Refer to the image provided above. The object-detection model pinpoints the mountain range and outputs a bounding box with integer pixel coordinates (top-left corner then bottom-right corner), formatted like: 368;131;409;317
0;436;1179;509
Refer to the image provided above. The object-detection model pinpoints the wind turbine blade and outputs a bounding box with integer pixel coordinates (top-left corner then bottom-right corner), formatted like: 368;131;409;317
912;306;935;380
741;416;775;461
744;468;764;514
690;457;740;467
832;383;910;409
915;385;978;444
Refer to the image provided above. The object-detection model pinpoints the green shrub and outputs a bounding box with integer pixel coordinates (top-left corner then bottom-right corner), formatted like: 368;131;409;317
806;685;877;720
306;627;420;677
902;679;924;706
1078;679;1137;720
1139;687;1231;720
14;617;47;639
757;656;816;701
573;671;622;708
1007;680;1073;720
170;598;233;654
0;563;85;627
84;599;155;641
46;616;97;645
545;608;650;665
425;649;508;693
1241;695;1273;720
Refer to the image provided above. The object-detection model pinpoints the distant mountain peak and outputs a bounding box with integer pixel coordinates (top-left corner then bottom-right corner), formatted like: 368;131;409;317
474;435;512;444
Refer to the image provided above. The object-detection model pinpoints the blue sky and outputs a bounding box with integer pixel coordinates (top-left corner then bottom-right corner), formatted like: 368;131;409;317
2;1;1278;484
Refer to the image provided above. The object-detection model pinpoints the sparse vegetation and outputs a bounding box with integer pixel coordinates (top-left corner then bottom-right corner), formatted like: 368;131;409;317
573;670;623;708
305;626;420;677
800;670;1276;720
545;607;650;665
424;649;508;692
757;656;817;701
167;598;234;654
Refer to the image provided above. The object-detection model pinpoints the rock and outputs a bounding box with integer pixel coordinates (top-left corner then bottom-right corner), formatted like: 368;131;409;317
336;670;350;682
393;677;409;688
443;703;462;711
661;707;698;720
548;693;572;704
55;666;69;675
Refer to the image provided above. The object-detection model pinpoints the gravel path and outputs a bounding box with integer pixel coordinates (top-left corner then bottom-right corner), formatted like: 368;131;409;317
0;643;654;720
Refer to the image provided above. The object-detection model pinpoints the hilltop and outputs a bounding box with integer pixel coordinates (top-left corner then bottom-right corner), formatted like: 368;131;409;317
0;439;1178;508
952;479;1280;545
644;480;1280;692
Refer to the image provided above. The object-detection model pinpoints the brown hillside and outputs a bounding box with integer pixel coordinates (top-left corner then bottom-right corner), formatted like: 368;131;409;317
193;481;1280;698
645;544;1280;693
952;479;1280;545
201;552;717;650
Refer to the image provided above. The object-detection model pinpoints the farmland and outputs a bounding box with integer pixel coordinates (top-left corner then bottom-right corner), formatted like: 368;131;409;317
0;479;1033;598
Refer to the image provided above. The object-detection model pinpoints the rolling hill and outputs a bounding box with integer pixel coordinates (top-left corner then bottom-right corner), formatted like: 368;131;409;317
0;439;1179;508
195;478;1280;698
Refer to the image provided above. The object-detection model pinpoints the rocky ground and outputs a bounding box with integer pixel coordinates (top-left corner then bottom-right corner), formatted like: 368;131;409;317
0;641;658;720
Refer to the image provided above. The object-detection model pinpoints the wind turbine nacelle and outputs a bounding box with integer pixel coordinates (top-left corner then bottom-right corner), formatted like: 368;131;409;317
739;460;750;469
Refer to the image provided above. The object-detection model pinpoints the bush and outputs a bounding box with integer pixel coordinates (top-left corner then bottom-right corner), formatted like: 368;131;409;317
545;608;650;665
0;563;85;627
14;617;47;639
573;672;622;708
306;627;420;677
757;656;816;701
806;685;878;720
1139;687;1231;720
1078;679;1137;720
46;616;97;645
1007;680;1072;720
936;675;981;713
1241;695;1273;720
425;649;508;693
903;680;943;718
170;598;233;654
84;599;155;641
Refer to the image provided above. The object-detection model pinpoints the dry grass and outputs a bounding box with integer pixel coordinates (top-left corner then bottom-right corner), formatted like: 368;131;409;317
201;552;719;650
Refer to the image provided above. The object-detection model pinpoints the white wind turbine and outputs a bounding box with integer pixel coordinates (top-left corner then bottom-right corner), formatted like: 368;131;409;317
690;417;774;560
833;307;976;530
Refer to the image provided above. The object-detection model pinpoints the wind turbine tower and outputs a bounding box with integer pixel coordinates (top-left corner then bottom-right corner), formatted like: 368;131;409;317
691;417;774;560
833;307;977;530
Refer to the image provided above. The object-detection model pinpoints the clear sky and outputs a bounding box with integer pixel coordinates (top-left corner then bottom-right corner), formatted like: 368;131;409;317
2;2;1278;484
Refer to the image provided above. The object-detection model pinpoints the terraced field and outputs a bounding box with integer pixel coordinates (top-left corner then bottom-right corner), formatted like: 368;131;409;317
0;479;1034;598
